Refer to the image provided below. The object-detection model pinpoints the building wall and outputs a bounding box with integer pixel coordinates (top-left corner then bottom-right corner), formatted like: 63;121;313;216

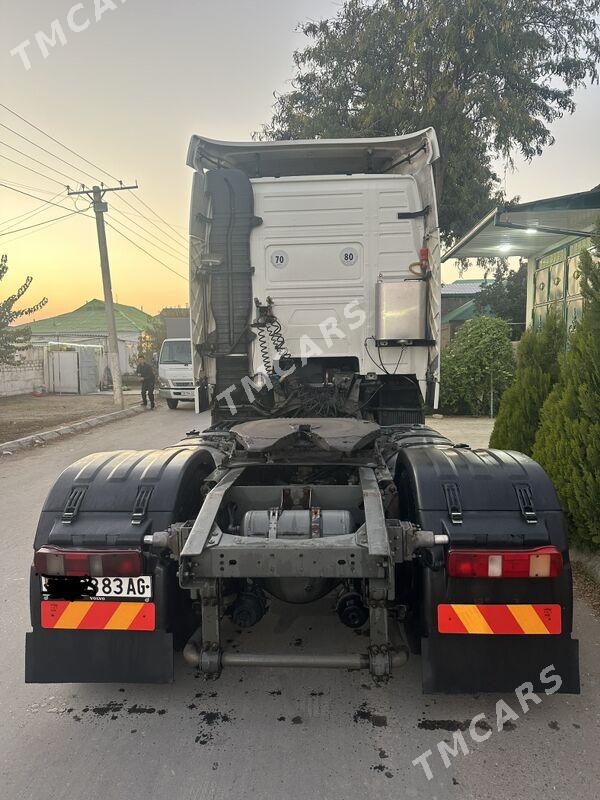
164;317;191;339
30;332;138;374
0;361;45;397
527;236;591;332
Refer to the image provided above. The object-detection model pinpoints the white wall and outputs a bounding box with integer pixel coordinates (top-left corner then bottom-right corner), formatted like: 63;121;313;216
31;332;139;374
0;361;45;397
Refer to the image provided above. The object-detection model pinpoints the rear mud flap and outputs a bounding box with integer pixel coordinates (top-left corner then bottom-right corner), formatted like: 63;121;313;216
25;629;174;684
422;635;580;694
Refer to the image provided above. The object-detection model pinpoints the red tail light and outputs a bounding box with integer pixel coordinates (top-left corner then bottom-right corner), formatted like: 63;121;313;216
33;546;142;577
447;547;563;579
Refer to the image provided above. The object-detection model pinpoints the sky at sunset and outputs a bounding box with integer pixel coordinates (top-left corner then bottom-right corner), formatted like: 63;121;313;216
1;0;599;324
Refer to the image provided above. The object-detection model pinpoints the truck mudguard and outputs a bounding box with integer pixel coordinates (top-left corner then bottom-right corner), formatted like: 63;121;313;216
26;444;219;684
33;444;219;550
391;439;579;693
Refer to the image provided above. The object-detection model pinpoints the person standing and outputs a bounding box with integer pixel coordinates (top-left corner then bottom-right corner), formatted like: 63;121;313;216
137;356;156;409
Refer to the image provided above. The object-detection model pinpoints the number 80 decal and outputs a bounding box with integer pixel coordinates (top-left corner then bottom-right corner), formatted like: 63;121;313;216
340;247;359;266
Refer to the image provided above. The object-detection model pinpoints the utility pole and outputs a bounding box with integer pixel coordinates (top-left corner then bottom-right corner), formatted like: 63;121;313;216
68;182;138;409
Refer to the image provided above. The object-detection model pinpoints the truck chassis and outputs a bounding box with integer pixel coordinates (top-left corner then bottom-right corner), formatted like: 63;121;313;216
26;418;580;692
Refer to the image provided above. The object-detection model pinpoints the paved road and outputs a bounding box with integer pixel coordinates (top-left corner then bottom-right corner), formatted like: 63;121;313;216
0;407;598;800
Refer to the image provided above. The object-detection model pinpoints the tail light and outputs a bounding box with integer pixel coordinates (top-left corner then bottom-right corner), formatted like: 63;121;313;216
447;547;563;579
34;546;142;577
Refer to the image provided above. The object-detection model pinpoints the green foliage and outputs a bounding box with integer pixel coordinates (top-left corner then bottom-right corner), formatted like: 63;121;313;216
533;235;600;548
475;261;528;338
131;317;167;369
441;316;515;415
490;311;566;454
0;254;47;365
262;0;600;241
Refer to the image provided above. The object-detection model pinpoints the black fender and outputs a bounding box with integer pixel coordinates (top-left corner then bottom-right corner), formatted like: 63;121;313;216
34;443;221;550
26;443;220;684
389;436;580;693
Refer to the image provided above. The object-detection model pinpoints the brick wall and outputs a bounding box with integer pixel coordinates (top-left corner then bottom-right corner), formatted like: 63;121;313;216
0;361;45;397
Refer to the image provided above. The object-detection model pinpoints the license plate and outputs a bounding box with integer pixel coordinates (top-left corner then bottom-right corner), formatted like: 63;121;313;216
41;575;152;599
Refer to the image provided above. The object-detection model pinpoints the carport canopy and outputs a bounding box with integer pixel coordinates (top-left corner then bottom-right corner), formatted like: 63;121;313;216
442;187;600;262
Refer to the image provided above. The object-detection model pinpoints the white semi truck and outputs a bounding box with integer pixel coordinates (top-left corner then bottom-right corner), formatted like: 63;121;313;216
26;131;579;692
188;131;442;425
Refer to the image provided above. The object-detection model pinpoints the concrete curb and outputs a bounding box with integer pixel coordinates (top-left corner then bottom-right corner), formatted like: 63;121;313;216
571;547;600;586
0;405;145;455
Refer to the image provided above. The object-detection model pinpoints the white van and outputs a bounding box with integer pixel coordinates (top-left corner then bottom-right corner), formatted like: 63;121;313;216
158;338;194;409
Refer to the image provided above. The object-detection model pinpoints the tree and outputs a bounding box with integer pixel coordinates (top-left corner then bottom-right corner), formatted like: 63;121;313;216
132;317;167;369
0;254;47;365
262;0;600;241
490;310;566;454
533;233;600;548
440;316;515;415
475;260;528;339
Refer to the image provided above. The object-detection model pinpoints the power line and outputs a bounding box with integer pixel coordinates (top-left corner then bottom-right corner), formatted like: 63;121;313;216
0;189;67;229
0;121;101;185
108;204;188;256
0;153;71;188
0;139;180;254
115;205;187;229
1;102;188;248
109;191;188;251
0;181;82;211
0;140;84;187
2;123;187;253
0;102;120;183
0;210;84;237
0;177;61;195
0;140;185;256
0;181;185;282
105;210;189;262
0;106;190;284
105;218;188;281
128;192;188;244
0;208;90;245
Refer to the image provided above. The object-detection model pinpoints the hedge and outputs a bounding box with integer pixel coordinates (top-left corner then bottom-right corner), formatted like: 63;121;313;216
490;310;566;455
533;237;600;548
440;316;515;416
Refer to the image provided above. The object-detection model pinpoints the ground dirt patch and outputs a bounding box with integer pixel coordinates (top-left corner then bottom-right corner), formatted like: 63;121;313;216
572;562;600;619
0;394;139;443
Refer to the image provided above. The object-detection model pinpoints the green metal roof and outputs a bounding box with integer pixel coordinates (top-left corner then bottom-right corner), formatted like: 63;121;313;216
441;279;489;297
24;299;154;335
159;306;190;318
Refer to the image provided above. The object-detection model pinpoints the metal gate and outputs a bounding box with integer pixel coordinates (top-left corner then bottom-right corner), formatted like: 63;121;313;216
78;348;99;394
49;351;79;394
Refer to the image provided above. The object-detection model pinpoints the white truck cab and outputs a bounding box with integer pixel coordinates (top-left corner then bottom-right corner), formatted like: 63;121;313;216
158;338;194;409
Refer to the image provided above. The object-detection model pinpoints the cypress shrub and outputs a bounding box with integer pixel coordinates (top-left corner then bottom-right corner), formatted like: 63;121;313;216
490;310;566;455
440;316;515;416
533;235;600;548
